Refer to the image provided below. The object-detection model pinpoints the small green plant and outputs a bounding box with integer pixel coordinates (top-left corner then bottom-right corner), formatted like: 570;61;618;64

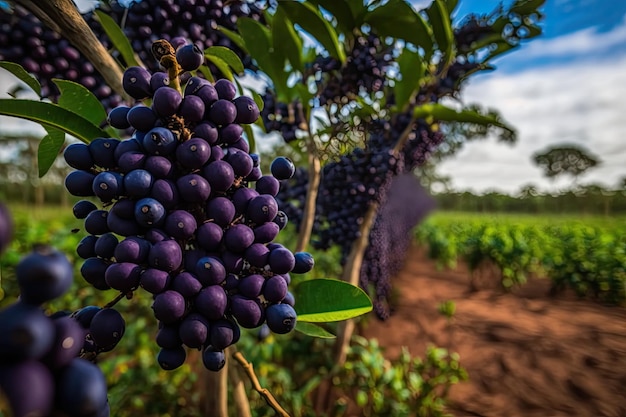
333;336;467;417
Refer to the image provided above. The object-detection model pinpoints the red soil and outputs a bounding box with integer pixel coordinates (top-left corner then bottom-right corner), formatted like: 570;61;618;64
359;245;626;417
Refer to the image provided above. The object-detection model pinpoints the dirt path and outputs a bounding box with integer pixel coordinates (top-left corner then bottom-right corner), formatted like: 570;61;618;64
359;245;626;417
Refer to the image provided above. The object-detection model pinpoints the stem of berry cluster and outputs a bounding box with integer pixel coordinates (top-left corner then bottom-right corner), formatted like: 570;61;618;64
14;0;128;101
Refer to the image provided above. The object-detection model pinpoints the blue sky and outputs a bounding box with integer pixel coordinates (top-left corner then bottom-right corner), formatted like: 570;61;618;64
430;0;626;193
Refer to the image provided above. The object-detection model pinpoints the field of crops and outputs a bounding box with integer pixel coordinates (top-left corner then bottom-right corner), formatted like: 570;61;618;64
414;212;626;305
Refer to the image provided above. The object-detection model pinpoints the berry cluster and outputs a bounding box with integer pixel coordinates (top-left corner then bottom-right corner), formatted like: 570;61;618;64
0;1;264;109
0;204;111;417
359;174;436;319
0;5;122;110
95;0;264;72
259;92;304;143
64;40;312;372
317;33;393;105
313;144;402;260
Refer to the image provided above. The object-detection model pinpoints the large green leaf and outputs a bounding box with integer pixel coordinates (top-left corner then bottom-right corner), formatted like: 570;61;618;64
279;1;346;64
216;25;247;52
295;322;336;339
293;278;372;322
426;0;454;66
204;46;244;75
53;79;107;127
394;48;425;112
0;61;41;97
0;99;110;143
445;0;459;13
413;103;514;133
307;0;357;35
38;127;65;177
272;7;303;73
205;54;234;81
94;9;139;68
364;0;433;56
237;18;278;81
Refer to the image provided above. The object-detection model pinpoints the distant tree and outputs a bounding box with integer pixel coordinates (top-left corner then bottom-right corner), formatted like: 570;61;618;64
532;144;601;185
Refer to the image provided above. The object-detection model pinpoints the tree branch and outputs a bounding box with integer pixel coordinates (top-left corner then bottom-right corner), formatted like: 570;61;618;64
232;350;291;417
295;105;321;253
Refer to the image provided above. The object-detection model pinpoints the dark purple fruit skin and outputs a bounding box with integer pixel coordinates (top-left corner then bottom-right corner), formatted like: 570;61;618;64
64;142;94;171
202;347;226;371
176;43;204;71
214;79;237;101
0;301;55;360
72;200;98;220
126;105;158;132
233;96;260;124
292;251;315;274
208;99;237;126
41;316;86;369
0;202;14;254
158;346;187;370
123;66;152;100
266;303;297;334
270;156;296;180
55;358;109;417
15;246;73;305
0;360;55;417
152;87;182;117
89;308;125;350
107;106;131;129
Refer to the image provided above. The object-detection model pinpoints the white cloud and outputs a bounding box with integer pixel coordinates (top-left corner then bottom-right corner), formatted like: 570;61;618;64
437;52;626;194
516;15;626;59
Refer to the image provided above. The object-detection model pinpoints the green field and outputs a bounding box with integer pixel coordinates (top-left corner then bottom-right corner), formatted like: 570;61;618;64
415;211;626;304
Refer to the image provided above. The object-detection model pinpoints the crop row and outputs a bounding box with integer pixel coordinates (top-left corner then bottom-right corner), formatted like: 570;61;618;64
414;214;626;304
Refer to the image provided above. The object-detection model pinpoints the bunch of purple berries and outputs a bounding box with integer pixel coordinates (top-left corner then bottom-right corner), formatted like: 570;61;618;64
63;39;313;372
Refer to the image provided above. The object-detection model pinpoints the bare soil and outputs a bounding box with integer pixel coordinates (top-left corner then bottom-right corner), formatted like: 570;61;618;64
359;245;626;417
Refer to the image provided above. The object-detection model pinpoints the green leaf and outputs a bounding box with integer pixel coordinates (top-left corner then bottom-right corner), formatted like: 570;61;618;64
295;322;336;338
249;88;265;112
364;0;433;55
426;0;454;66
38;127;65;177
53;79;107;127
242;123;256;154
444;0;459;14
205;54;234;81
0;99;110;143
394;48;425;111
510;0;546;15
0;61;41;97
94;9;139;68
237;18;277;80
279;1;346;64
413;103;514;133
272;7;303;73
198;65;215;83
216;25;247;52
307;0;356;35
204;46;244;75
293;278;372;322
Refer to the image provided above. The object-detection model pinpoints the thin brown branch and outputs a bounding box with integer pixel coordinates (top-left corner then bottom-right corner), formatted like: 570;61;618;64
232;351;291;417
295;105;321;253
